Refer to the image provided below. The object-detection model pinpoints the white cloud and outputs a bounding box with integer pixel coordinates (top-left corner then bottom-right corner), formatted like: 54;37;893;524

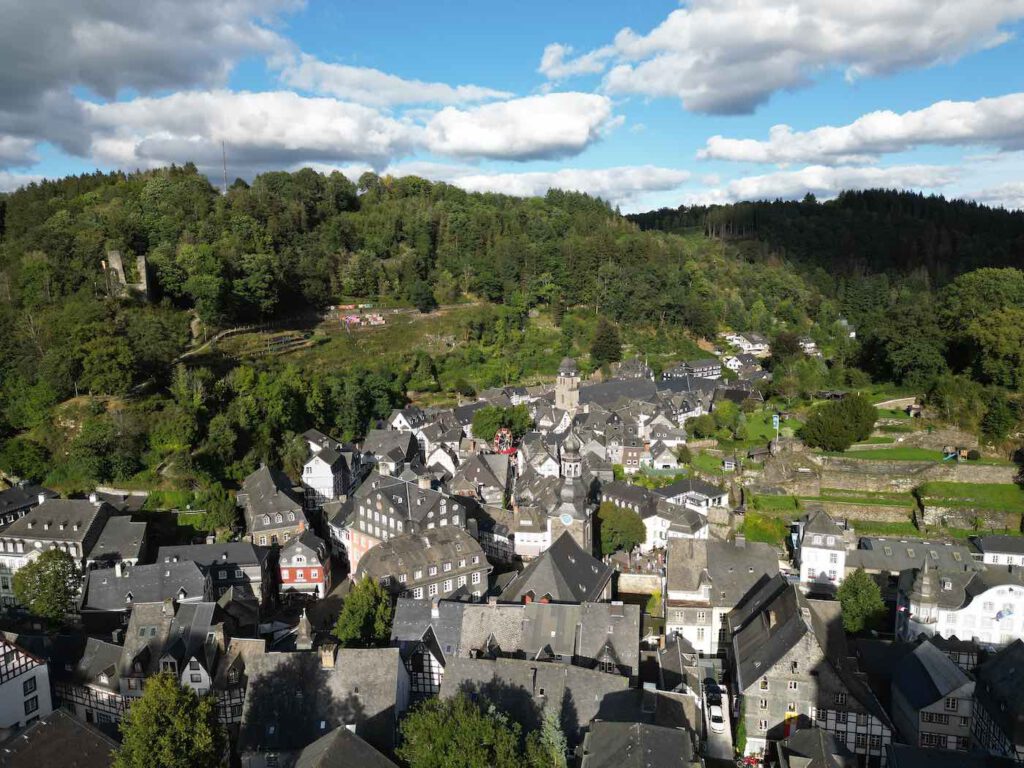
700;93;1024;165
276;53;513;107
538;43;615;80
78;90;617;176
0;0;298;159
541;0;1024;114
0;136;38;168
974;181;1024;210
448;165;691;206
689;164;959;203
82;90;418;174
0;171;43;192
422;93;617;160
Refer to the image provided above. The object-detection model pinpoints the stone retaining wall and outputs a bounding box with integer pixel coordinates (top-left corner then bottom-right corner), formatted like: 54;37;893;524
817;501;913;524
916;504;1020;531
818;457;1017;492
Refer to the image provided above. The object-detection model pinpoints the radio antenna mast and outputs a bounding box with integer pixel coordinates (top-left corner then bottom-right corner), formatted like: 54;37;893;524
221;141;228;194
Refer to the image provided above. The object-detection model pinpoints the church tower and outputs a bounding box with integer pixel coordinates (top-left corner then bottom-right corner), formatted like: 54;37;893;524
561;430;582;478
555;357;580;413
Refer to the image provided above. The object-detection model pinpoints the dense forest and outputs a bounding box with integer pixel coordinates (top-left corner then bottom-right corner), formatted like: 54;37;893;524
0;166;1021;501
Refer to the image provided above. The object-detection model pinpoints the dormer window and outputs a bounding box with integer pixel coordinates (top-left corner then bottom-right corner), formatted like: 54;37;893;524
178;588;187;600
263;515;271;526
812;535;822;545
941;579;952;591
125;592;133;603
228;667;240;685
287;512;295;522
275;514;283;524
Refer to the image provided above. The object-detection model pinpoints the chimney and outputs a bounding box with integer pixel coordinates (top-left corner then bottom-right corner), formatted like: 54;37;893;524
114;561;123;578
320;641;338;669
89;492;99;504
37;493;46;505
487;596;498;607
162;598;173;616
418;476;431;491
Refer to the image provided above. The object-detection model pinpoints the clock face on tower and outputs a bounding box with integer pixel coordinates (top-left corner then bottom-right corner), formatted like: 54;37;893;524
560;513;573;526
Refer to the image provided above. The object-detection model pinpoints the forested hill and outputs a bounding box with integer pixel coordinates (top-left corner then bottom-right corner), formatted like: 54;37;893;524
629;190;1024;283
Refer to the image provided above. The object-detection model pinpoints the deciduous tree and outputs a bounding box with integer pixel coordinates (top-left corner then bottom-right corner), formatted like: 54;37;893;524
333;575;393;648
836;568;886;634
13;548;82;623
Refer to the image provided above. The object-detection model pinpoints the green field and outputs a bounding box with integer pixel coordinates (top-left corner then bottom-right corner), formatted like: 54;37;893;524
741;511;790;545
850;520;922;537
916;482;1024;513
691;451;728;476
752;494;800;513
852;436;895;446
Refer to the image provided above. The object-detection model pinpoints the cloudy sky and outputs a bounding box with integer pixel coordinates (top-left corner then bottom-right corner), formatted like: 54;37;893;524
3;0;1024;212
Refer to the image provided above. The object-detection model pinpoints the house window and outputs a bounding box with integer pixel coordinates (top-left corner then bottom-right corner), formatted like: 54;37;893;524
472;556;480;564
24;697;38;715
829;553;838;564
791;661;799;673
190;674;202;683
259;536;267;546
945;697;958;711
443;562;452;572
23;677;36;695
759;678;769;691
836;712;848;725
457;575;467;587
759;698;768;709
310;569;318;579
834;693;847;706
696;628;705;641
228;668;240;685
855;734;867;749
696;611;706;621
414;570;422;580
190;661;200;671
281;569;289;579
788;681;798;690
428;566;437;576
471;572;481;585
413;587;423;599
870;735;882;749
295;569;304;580
428;583;438;597
443;579;453;593
758;720;768;731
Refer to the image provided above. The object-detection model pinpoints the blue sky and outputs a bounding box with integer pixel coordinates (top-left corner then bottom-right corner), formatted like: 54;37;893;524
2;0;1024;211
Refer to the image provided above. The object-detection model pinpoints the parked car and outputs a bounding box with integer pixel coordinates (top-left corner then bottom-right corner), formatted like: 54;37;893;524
708;705;725;734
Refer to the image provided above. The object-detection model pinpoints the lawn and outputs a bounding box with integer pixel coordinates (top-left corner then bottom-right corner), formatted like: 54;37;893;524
852;436;895;446
812;488;916;506
752;495;800;513
916;482;1024;513
806;494;916;509
851;520;922;537
741;511;790;545
877;423;917;434
691;451;727;476
875;408;912;420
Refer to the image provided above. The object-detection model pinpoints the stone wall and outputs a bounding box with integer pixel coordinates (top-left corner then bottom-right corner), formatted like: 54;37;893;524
617;573;662;595
916;504;1020;531
817;501;914;524
818;457;1017;493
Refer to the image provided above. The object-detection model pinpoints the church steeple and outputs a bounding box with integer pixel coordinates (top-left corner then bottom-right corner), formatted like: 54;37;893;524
561;431;582;478
555;357;580;413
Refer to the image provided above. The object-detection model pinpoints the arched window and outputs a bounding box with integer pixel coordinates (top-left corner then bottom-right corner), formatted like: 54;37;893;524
263;515;271;526
275;513;283;524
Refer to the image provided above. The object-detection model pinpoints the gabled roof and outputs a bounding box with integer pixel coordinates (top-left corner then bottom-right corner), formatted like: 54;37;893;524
0;483;56;516
391;598;467;663
293;726;399;768
974;639;1024;745
239;464;304;521
499;532;613;604
972;534;1024;556
0;709;119;768
82;561;206;611
362;429;417;462
87;515;147;564
157;541;270;569
652;477;725;500
892;639;971;710
579;721;699;767
3;498;110;542
776;727;857;768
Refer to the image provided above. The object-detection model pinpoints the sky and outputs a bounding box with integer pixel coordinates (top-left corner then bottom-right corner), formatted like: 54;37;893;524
2;0;1024;212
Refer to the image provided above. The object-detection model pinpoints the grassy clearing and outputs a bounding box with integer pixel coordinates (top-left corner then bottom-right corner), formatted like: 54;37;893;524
916;482;1024;513
752;495;800;513
807;494;916;509
853;436;895;446
142;490;196;510
827;446;1014;465
878;423;917;434
741;511;790;545
818;488;914;503
875;408;911;420
851;520;922;537
691;451;728;476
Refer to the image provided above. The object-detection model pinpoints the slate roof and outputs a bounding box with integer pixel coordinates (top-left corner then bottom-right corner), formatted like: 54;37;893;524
579;722;699;767
847;536;977;575
158;541;270;569
0;483;56;516
3;498;110;543
349;471;467;531
801;509;846;548
972;534;1024;556
240;647;405;757
87;516;147;564
440;657;635;745
668;538;779;609
579;380;660;409
499;532;613;604
657;634;699;693
357;526;487;585
239;464;305;526
458;602;525;657
82;561;207;611
775;727;857;768
522;602;580;658
892;639;971;710
0;709;119;768
886;744;1017;768
71;637;123;693
361;429;417;463
292;726;399;768
303;428;345;453
577;601;640;673
974;639;1024;747
391;598;467;663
